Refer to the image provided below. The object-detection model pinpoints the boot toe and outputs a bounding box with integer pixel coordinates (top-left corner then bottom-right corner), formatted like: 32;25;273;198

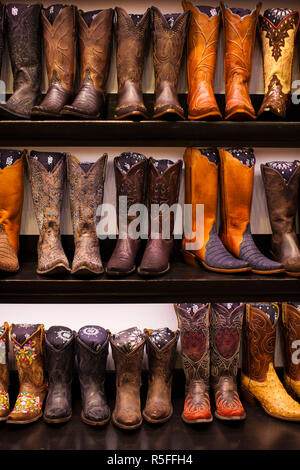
84;405;110;423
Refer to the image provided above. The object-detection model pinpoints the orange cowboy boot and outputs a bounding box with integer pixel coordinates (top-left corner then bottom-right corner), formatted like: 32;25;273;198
282;303;300;400
0;323;10;421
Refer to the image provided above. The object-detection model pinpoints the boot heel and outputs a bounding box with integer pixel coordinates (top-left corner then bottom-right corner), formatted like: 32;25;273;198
183;250;199;267
241;387;257;405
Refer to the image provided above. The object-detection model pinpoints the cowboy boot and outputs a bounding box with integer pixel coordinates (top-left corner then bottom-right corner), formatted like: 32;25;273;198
114;7;151;120
211;303;246;420
0;4;42;119
62;8;114;119
282;303;300;400
258;9;299;119
261;161;300;277
219;148;284;274
221;3;261;121
152;7;190;120
111;328;146;430
0;150;25;273
7;324;47;424
0;323;9;421
106;152;148;276
182;2;222;120
174;303;212;423
138;158;182;276
0;2;5;73
27;151;70;275
43;326;75;424
241;303;300;421
182;148;250;273
31;5;76;118
143;328;179;424
67;154;107;276
76;325;110;426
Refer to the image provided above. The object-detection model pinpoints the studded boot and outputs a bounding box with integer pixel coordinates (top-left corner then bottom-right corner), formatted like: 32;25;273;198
282;303;300;400
0;323;9;421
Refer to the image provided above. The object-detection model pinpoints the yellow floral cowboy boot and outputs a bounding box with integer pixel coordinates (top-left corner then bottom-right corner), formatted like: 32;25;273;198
0;322;10;421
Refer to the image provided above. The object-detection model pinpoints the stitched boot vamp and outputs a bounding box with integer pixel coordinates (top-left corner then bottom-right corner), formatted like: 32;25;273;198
213;377;245;418
139;239;173;274
64;83;104;118
38;227;70;274
107;238;140;274
114;383;142;427
143;377;172;420
72;231;103;274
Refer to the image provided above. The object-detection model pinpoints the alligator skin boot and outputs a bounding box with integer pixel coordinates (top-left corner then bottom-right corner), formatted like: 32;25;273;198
138;158;182;276
182;148;250;273
0;4;42;119
0;150;25;273
43;326;75;424
111;330;146;430
27;151;70;275
261;161;300;277
152;7;190;120
182;2;222;120
31;5;76;118
67;154;107;276
282;303;300;400
219;148;284;275
211;303;246;420
258;9;299;119
62;8;113;119
174;303;212;423
241;303;300;421
143;328;179;424
76;326;110;426
221;3;261;121
114;7;151;120
0;323;9;421
7;324;47;424
106;152;148;276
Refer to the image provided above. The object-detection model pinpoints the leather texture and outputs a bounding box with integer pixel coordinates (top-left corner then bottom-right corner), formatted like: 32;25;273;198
67;154;107;276
282;303;300;399
152;7;190;120
143;329;179;423
221;3;261;121
258;11;299;118
0;323;9;420
62;8;113;119
261;163;300;274
182;1;222;120
114;7;150;120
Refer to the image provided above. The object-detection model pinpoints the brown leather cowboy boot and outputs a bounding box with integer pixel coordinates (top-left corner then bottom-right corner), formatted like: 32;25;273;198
114;7;151;120
7;324;47;424
0;323;9;421
221;3;261;121
175;303;213;423
258;9;299;118
138;158;182;276
152;7;190;120
143;328;179;424
282;303;300;400
211;303;246;420
182;2;222;120
31;5;76;118
67;154;107;276
106;152;148;276
261;161;300;277
27;151;70;275
0;4;42;119
62;8;114;119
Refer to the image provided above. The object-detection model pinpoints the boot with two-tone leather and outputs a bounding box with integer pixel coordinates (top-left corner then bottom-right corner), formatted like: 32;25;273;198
62;8;114;119
258;8;299;119
211;303;246;420
182;148;250;273
219;148;284;275
0;323;9;421
282;303;300;401
175;303;212;423
114;7;151;120
182;2;222;120
241;303;300;421
67;154;107;276
221;3;261;121
261;161;300;277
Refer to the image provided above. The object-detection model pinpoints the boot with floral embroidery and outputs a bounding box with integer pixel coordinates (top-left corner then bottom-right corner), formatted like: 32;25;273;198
0;323;10;421
7;324;47;424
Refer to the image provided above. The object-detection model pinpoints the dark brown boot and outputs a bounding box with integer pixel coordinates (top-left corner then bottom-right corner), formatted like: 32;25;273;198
106;152;148;276
143;328;179;424
211;303;246;420
152;7;190;120
282;303;300;400
0;323;9;421
62;8;114;119
138;158;182;277
31;5;76;118
114;7;151;120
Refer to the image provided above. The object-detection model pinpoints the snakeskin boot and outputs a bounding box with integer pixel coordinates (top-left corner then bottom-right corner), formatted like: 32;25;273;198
282;303;300;400
0;323;9;421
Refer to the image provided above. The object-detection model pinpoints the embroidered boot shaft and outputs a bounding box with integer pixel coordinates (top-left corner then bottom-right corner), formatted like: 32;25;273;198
282;303;300;400
0;323;9;421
